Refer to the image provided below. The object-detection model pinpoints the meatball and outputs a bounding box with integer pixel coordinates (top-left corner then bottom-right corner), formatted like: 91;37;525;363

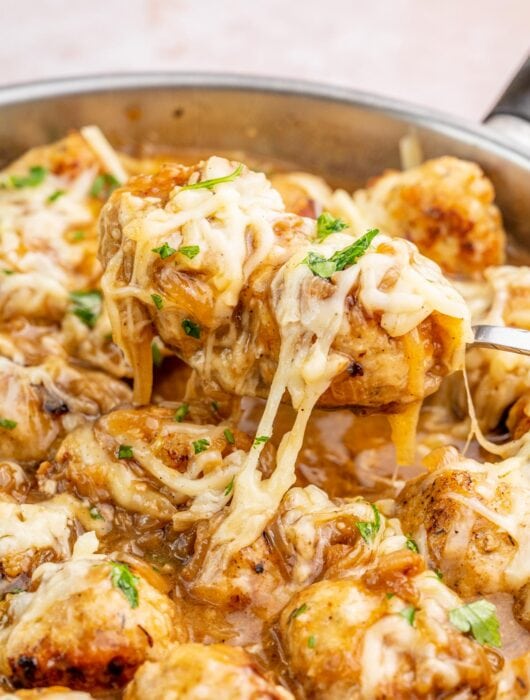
352;156;506;275
278;572;496;698
40;404;256;526
99;156;471;411
124;643;292;700
396;444;530;599
0;130;131;378
0;536;186;690
0;355;131;464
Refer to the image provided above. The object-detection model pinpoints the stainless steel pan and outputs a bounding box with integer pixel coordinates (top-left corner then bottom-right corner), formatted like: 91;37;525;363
0;60;528;248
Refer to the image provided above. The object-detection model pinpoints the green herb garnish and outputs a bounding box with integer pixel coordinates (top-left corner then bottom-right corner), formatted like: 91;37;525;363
71;230;86;241
399;605;416;626
69;290;102;329
47;189;65;203
117;444;134;460
0;418;17;430
289;603;308;621
152;242;176;259
316;212;348;241
175;404;189;422
182;319;201;339
110;562;139;608
224;428;235;445
449;600;501;648
91;173;120;198
151;341;162;367
89;506;103;520
151;293;164;310
356;503;381;545
307;635;316;649
302;228;379;279
211;401;219;412
224;477;235;496
405;537;419;553
179;245;200;259
180;164;243;191
253;435;270;448
2;269;14;275
10;165;47;189
193;438;210;454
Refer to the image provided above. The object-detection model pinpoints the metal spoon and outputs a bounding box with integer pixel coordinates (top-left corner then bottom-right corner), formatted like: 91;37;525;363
472;325;530;356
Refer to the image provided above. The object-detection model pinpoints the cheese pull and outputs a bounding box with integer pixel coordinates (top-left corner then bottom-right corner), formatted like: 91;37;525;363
99;156;471;413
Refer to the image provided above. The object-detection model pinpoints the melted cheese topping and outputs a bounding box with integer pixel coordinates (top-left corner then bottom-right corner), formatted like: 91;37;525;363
102;158;472;575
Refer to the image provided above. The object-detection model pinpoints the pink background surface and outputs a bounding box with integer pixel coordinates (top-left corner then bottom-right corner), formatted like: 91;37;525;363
0;0;528;123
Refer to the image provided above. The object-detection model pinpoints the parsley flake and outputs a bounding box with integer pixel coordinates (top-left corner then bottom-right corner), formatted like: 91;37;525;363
193;438;210;454
405;536;419;553
224;428;235;445
399;605;416;626
10;165;47;189
307;635;317;649
289;603;308;621
224;477;235;496
180;164;243;191
110;562;139;608
89;505;103;520
70;230;86;241
174;404;189;422
302;228;379;279
152;242;176;259
151;293;164;310
356;503;381;545
91;173;120;199
47;189;65;203
69;290;102;329
182;319;201;339
117;444;134;460
151;341;162;367
316;212;348;241
0;418;17;430
449;600;501;648
179;245;200;259
253;435;270;448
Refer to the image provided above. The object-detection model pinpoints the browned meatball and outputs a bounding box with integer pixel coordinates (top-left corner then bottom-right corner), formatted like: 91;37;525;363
124;643;293;700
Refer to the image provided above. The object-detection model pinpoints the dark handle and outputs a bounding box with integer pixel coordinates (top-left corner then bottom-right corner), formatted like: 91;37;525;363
487;54;530;123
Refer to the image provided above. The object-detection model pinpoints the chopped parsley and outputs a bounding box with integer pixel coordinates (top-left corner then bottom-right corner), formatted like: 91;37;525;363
110;562;139;608
69;290;102;329
449;600;501;648
399;605;416;626
91;173;120;199
224;477;235;496
152;242;176;259
71;230;86;241
174;403;189;422
0;418;17;430
47;189;65;203
180;164;243;191
179;245;200;259
151;293;164;310
224;428;235;445
253;435;270;448
356;503;381;545
10;165;47;189
385;592;395;600
316;212;348;241
405;536;419;553
89;505;103;520
117;444;134;460
289;603;308;621
151;340;162;367
192;438;210;454
307;635;317;649
434;568;444;580
302;228;379;279
2;269;14;275
211;401;219;413
182;319;201;339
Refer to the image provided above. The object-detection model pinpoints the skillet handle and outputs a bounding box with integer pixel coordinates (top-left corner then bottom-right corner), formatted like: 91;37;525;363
484;54;530;151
